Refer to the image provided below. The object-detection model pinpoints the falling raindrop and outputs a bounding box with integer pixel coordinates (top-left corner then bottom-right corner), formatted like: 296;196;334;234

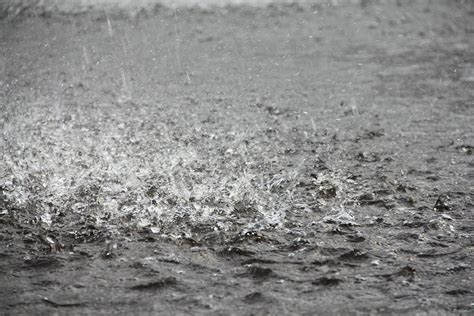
120;68;131;101
82;46;90;69
104;8;114;37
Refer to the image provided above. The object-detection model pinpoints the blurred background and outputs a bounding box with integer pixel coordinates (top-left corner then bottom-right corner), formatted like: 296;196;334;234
1;0;370;18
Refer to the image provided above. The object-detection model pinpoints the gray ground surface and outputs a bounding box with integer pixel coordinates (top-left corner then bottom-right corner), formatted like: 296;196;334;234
1;0;473;314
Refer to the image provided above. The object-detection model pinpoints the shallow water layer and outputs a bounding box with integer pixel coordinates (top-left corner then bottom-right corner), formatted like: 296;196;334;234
0;1;473;314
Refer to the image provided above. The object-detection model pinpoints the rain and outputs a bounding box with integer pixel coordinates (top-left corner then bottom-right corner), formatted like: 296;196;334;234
0;0;473;314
